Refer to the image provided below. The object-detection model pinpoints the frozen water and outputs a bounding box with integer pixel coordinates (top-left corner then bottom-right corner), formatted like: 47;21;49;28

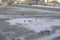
5;18;60;32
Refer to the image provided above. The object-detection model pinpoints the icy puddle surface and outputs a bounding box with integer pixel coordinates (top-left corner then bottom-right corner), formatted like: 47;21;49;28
5;18;60;32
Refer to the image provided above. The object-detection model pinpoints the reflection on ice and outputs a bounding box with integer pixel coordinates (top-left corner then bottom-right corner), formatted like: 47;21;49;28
5;18;60;32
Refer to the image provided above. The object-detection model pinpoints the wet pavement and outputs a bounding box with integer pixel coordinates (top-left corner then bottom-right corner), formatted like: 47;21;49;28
0;5;60;40
0;16;36;40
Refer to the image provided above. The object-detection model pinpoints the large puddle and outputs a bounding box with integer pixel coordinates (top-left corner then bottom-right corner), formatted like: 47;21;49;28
5;18;60;32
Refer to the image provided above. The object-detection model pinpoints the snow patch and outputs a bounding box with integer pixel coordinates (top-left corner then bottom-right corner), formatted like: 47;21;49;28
5;18;60;32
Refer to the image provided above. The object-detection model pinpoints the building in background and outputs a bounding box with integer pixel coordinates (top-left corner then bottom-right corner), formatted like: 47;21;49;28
15;0;32;2
44;0;60;6
37;0;60;6
0;0;60;5
0;0;9;4
44;0;60;4
0;0;2;3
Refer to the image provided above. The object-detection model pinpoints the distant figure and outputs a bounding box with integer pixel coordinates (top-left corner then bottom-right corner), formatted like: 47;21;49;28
17;39;21;40
12;38;15;40
45;30;50;35
24;20;26;22
40;30;50;35
21;14;24;16
28;20;32;22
